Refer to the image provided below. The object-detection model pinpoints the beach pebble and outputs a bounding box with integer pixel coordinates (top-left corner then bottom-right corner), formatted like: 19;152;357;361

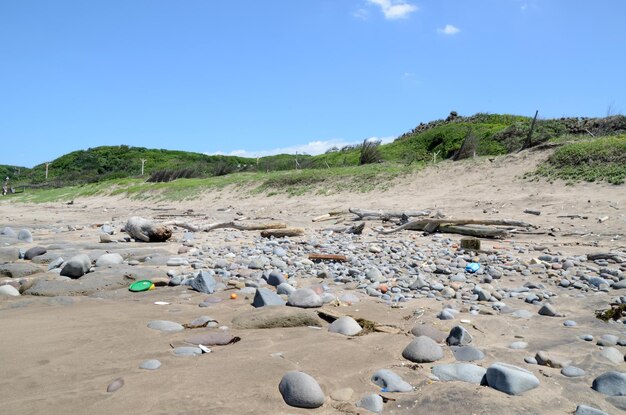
591;371;626;396
371;369;412;392
597;334;619;346
147;320;184;332
267;270;286;286
402;336;444;363
276;283;296;295
538;303;564;317
446;325;472;346
253;287;286;308
17;229;33;243
95;253;123;267
564;320;577;327
166;257;188;266
535;351;571;368
287;288;323;308
328;316;362;336
561;366;586;377
431;363;487;385
581;334;594;341
599;347;623;364
451;345;485;362
509;341;528;349
574;405;608;415
139;359;161;370
60;254;91;278
106;377;124;392
355;393;383;413
0;284;20;297
486;362;540;395
174;346;202;356
278;371;325;409
24;246;46;260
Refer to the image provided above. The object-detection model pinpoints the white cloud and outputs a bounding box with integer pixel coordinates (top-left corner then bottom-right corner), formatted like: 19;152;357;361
353;8;369;20
437;24;460;35
366;0;418;20
209;137;396;158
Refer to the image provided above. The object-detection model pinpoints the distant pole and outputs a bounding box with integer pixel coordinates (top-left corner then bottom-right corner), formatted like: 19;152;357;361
45;162;50;180
521;110;539;151
140;159;147;176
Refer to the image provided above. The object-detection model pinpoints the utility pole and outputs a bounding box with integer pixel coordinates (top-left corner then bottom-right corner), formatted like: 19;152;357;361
45;162;50;180
140;159;146;176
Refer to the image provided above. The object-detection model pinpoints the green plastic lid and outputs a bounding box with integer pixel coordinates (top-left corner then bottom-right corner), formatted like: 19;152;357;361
129;280;154;292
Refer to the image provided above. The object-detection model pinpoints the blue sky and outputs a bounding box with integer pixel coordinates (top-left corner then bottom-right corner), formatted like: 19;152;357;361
1;0;625;167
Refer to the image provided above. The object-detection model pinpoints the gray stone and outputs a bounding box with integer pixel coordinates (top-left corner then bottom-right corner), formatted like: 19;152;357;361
371;369;412;392
47;257;65;270
166;257;188;266
593;372;626;396
95;253;124;267
147;320;184;332
60;254;91;278
486;362;540;395
24;246;47;260
598;334;619;346
564;320;577;327
184;332;237;346
561;366;586;377
173;346;202;356
431;363;487;385
446;325;472;346
106;377;124;393
24;272;130;296
267;270;286;286
574;405;608;415
411;324;447;343
535;351;571;368
366;268;385;283
139;359;161;370
253;287;286;308
17;229;33;243
538;303;564;317
287;288;323;308
451;346;485;362
509;341;528;349
276;282;296;295
0;262;44;278
512;309;532;319
0;247;19;263
606;396;626;411
190;271;217;294
599;347;624;364
437;310;455;320
328;316;362;336
355;393;383;413
278;371;325;409
402;336;444;363
0;227;17;237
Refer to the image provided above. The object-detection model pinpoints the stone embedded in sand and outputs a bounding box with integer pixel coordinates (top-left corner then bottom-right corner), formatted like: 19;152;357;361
166;257;188;267
410;324;446;343
0;262;44;279
330;387;353;401
535;351;571;368
139;359;161;370
174;346;202;356
574;405;609;415
509;342;528;350
402;336;444;363
184;331;238;346
0;284;20;297
276;282;296;295
60;254;91;278
267;270;286;286
190;271;217;294
599;347;624;365
437;310;455;320
451;346;485;362
371;369;412;392
287;288;323;308
253;287;286;308
328;316;362;336
147;320;184;332
107;377;124;392
278;371;325;409
17;229;33;243
24;246;46;260
232;306;322;329
432;363;487;385
597;334;619;346
561;366;586;378
606;396;626;411
187;316;218;328
538;303;564;317
446;325;472;346
95;253;123;267
486;363;539;395
356;393;383;413
593;372;626;396
1;227;17;238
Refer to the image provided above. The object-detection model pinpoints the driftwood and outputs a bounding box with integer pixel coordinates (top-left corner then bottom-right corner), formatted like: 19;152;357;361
163;220;286;232
308;254;348;262
439;225;509;239
261;228;304;238
324;222;365;235
380;218;533;234
349;208;431;221
312;211;348;222
588;253;625;262
124;217;172;242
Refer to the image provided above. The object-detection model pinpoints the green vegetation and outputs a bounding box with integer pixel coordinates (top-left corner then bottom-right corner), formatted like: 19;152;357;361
534;135;626;185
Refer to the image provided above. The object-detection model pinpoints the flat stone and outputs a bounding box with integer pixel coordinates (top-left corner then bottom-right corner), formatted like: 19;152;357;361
598;334;619;346
606;396;626;411
287;288;323;308
410;324;446;343
232;306;322;329
106;377;124;393
147;320;184;332
535;350;571;368
402;336;444;363
599;347;624;364
509;342;528;350
166;257;188;266
371;369;412;392
432;363;487;385
561;366;586;377
486;362;540;395
330;387;353;401
184;332;237;346
95;253;124;267
278;371;325;409
328;316;362;336
451;346;485;362
0;262;45;279
356;393;383;413
173;346;202;356
24;272;130;296
139;359;161;370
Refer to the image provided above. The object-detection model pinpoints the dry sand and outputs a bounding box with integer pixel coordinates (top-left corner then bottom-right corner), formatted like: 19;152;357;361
1;150;625;414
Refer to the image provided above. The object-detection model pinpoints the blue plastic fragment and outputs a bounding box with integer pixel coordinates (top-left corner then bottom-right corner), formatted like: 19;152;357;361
465;263;480;273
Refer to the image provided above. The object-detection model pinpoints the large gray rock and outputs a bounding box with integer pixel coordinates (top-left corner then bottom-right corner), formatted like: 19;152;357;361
328;316;362;336
24;273;131;296
402;336;444;363
432;363;487;385
232;306;322;329
371;369;412;392
147;320;184;332
278;371;325;409
287;288;323;308
0;262;44;278
252;287;286;308
486;362;540;395
592;371;626;396
446;325;472;346
24;246;47;260
190;271;217;294
356;393;383;413
95;253;124;267
267;270;286;286
60;254;91;278
17;229;33;243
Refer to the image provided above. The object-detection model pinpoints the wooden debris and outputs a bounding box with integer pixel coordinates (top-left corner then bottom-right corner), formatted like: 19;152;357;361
261;228;304;238
588;252;624;262
312;210;347;222
523;209;541;216
379;218;532;238
556;214;588;219
163;220;286;232
124;217;172;242
324;222;365;235
460;237;481;251
308;253;348;262
349;208;431;221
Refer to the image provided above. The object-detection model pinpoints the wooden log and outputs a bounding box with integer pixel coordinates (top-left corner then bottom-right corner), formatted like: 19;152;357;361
261;228;304;238
440;225;508;239
323;222;365;235
124;217;172;242
379;218;532;234
349;208;431;220
163;220;286;232
312;210;347;222
308;253;348;262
